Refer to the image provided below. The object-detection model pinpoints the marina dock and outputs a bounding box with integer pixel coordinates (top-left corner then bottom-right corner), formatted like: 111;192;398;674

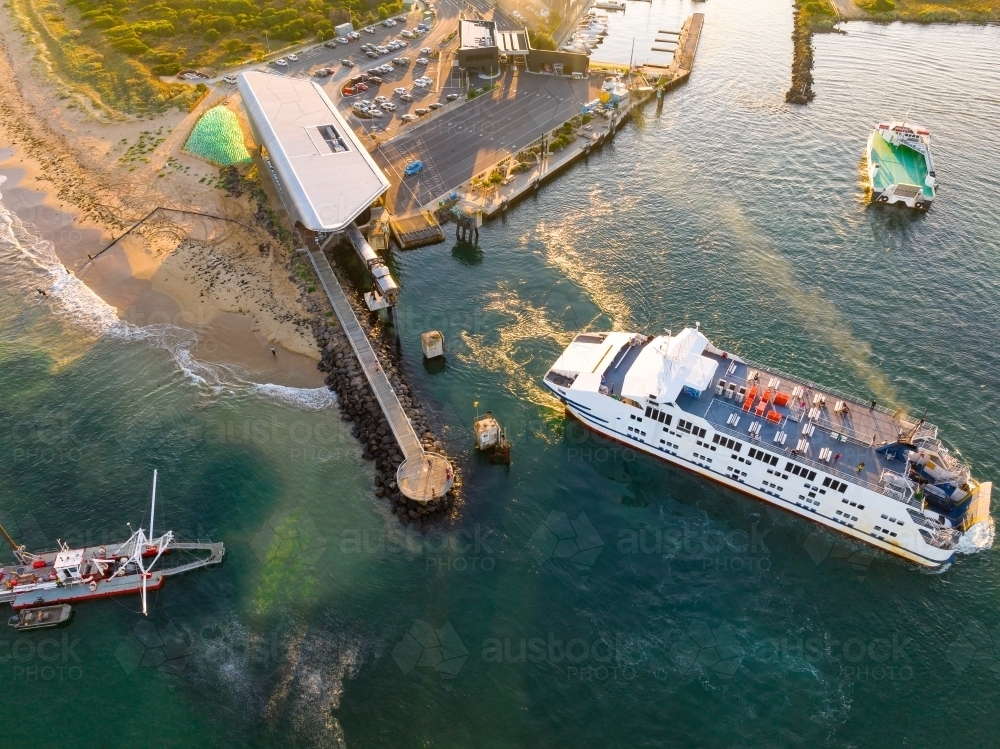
304;246;454;502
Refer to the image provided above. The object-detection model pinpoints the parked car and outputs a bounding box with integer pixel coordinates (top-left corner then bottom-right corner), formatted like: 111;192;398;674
429;102;443;110
348;31;361;40
415;107;430;116
412;78;430;88
313;68;331;77
374;95;389;104
420;47;433;55
401;114;418;122
366;51;379;58
287;53;299;62
273;58;288;67
394;87;408;96
336;36;349;44
364;26;376;33
446;92;459;101
416;57;429;65
356;82;369;92
342;59;354;67
376;46;390;54
324;40;338;48
401;29;415;38
404;160;424;176
399;93;414;102
383;19;396;27
343;85;357;95
381;101;397;111
393;58;410;67
369;107;384;117
367;76;383;85
222;74;237;84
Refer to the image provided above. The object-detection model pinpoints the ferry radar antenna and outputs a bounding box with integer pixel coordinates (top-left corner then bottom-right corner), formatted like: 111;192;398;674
149;469;157;543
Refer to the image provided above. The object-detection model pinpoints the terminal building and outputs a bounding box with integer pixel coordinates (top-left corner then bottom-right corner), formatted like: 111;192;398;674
238;71;398;310
455;19;586;80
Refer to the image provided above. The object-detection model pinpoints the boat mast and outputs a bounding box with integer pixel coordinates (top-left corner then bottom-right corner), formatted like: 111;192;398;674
149;469;157;542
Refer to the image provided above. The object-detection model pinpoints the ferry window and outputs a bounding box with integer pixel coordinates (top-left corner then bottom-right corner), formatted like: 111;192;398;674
732;442;741;453
645;407;652;418
838;483;847;493
749;448;758;459
786;462;794;472
697;428;706;438
770;456;779;466
822;477;831;487
664;414;672;425
713;435;720;444
807;471;816;481
630;415;636;420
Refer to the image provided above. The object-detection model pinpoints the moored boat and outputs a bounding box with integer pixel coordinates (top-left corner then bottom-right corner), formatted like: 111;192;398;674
9;604;72;630
544;328;991;568
866;121;936;210
0;471;224;614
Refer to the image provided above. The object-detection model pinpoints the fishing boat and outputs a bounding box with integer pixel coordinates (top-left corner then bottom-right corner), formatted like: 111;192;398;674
594;0;626;10
544;327;991;568
866;121;936;210
9;604;72;630
0;471;224;613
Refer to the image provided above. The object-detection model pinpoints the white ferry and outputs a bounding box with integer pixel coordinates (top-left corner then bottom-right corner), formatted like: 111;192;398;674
544;328;991;568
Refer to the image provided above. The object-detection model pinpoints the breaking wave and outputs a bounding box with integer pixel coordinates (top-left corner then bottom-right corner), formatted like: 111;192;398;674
0;178;332;411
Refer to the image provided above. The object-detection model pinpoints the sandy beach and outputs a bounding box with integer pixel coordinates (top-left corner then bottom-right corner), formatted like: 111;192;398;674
0;13;326;389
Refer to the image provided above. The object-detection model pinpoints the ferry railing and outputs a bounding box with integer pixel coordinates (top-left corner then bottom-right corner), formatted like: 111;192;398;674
700;403;921;506
734;356;939;441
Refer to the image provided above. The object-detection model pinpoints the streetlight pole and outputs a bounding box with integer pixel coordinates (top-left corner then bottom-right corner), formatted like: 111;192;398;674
264;30;270;54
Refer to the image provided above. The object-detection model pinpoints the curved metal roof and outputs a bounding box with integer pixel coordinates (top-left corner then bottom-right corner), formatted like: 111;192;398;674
238;71;389;232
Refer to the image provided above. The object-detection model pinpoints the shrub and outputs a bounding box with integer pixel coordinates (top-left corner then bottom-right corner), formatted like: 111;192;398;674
204;28;221;42
529;30;556;50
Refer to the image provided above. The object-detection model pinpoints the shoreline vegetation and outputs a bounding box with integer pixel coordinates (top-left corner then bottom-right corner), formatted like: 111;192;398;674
7;0;404;117
786;0;1000;105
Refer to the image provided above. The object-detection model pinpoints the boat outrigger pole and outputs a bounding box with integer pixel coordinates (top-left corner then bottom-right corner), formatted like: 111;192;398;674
0;520;33;565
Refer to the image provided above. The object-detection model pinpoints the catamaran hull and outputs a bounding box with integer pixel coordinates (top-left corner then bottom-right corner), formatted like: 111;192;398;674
552;397;955;568
10;573;167;609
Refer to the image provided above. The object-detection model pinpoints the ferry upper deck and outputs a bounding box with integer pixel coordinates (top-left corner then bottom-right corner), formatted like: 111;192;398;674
545;328;975;519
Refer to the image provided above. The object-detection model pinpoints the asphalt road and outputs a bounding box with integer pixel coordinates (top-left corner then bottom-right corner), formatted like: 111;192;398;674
373;72;593;214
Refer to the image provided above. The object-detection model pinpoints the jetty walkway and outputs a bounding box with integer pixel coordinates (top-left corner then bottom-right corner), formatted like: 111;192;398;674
304;246;454;502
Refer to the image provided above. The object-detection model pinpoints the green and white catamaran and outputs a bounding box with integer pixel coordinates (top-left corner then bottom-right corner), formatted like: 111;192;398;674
866;122;936;210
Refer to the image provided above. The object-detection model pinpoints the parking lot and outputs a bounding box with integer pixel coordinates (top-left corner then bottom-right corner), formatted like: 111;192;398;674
372;71;597;215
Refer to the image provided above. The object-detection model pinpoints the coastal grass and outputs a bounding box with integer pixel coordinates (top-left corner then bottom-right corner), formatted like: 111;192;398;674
7;0;403;116
854;0;1000;21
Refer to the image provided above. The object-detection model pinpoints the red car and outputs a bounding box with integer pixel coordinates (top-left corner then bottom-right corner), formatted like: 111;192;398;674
356;82;369;92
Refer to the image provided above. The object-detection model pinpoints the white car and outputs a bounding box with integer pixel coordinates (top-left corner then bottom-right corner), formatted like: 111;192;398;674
369;107;384;117
399;93;414;102
393;87;408;96
274;58;288;67
420;47;432;55
374;95;390;104
401;29;415;38
384;19;396;27
349;31;361;40
336;36;349;44
401;114;418;122
287;53;299;62
413;78;430;88
393;57;410;66
416;57;429;65
364;26;376;33
222;74;237;84
376;46;390;54
381;101;397;111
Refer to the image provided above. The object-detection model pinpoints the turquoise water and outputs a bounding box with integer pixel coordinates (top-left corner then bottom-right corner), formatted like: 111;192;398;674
3;2;1000;745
